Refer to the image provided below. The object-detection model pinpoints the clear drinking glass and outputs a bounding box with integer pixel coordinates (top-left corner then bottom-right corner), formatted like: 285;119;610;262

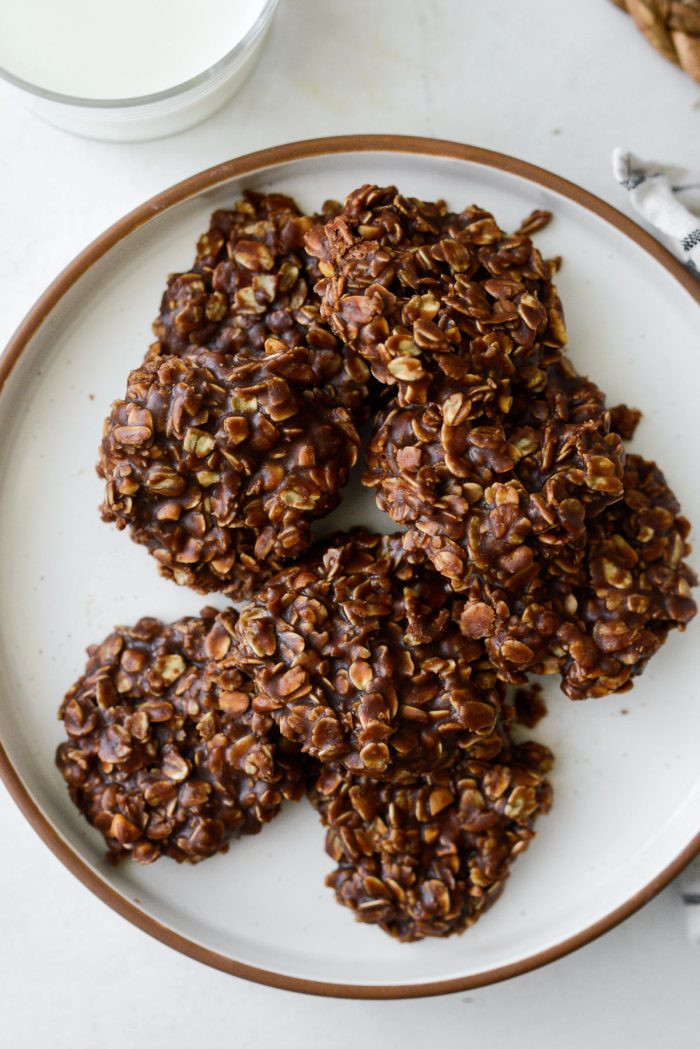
0;0;278;142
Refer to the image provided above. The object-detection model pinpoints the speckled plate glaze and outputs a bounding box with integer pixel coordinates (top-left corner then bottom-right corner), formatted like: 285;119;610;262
1;137;699;998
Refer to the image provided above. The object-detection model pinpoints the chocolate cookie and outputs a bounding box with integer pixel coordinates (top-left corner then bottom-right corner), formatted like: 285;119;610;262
230;530;506;779
151;190;371;414
309;737;553;941
304;184;566;404
99;348;360;599
555;453;697;698
367;360;624;592
56;610;303;864
453;453;697;697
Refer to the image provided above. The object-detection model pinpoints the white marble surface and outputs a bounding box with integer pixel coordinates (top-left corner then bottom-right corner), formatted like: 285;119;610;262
0;0;699;1043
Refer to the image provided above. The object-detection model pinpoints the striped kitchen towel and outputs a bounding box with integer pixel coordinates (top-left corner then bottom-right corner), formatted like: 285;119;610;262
612;149;700;274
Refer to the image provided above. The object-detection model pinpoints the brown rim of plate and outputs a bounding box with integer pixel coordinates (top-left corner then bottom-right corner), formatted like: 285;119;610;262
1;135;699;999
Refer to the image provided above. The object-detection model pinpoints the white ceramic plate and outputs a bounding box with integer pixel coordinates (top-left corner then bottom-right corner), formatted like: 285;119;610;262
1;137;699;998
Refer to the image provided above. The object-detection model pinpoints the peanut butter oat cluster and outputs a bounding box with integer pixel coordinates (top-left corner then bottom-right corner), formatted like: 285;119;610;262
57;183;696;941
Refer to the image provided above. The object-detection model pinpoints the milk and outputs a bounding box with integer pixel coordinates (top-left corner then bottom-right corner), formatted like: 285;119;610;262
0;0;267;99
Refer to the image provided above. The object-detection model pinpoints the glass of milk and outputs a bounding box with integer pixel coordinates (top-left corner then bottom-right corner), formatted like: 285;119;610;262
0;0;277;141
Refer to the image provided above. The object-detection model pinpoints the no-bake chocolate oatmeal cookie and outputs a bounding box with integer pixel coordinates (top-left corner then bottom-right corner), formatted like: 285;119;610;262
99;347;360;599
367;359;624;592
151;190;371;414
230;530;506;779
56;610;302;864
310;736;553;941
450;453;697;697
305;184;566;404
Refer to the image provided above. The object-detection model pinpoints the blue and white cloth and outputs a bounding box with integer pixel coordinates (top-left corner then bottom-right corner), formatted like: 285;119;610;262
613;148;700;275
